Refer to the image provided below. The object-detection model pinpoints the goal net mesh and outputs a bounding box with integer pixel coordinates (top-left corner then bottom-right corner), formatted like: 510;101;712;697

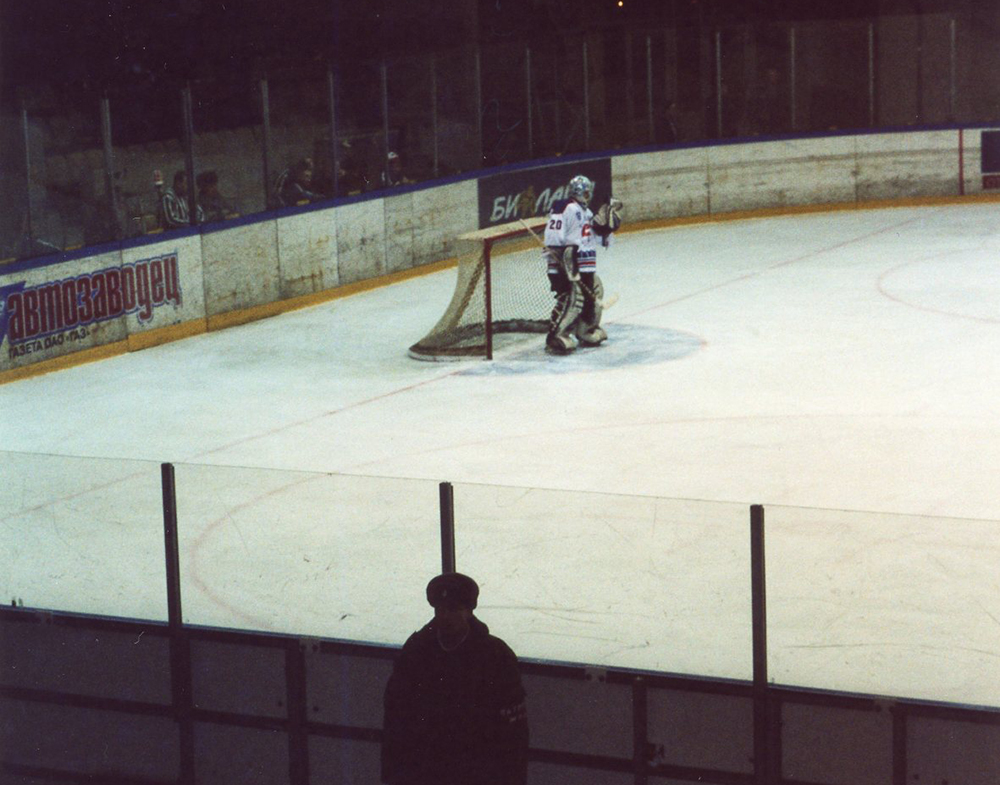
408;219;551;359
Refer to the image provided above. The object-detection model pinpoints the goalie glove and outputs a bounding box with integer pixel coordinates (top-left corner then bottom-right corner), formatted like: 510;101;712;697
593;198;623;233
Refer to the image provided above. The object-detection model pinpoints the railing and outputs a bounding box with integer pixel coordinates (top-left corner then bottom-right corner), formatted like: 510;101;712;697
2;13;997;265
3;453;1000;705
3;452;999;783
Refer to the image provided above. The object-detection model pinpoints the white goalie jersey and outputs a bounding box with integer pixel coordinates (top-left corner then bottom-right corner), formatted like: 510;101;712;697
543;198;598;276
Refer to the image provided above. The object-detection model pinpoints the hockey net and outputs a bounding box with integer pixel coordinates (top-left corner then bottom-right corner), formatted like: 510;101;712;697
408;218;551;360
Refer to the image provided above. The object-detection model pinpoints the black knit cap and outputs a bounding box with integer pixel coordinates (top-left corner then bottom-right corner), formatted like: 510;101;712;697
426;573;479;610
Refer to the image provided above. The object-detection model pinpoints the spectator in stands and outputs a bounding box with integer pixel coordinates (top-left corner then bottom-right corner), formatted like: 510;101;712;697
381;573;528;785
654;99;680;145
338;140;370;195
277;157;325;207
160;170;203;229
310;137;367;197
381;151;413;189
745;66;789;137
196;170;236;223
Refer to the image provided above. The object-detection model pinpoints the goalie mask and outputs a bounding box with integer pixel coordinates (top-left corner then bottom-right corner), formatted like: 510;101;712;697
568;175;594;207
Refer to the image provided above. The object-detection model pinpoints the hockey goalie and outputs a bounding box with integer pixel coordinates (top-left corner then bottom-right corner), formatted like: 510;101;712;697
543;175;623;354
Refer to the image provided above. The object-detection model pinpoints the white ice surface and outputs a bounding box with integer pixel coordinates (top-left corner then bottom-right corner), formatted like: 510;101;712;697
3;204;1000;707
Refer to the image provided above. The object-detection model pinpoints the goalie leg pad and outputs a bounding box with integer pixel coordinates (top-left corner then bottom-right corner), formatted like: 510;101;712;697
562;245;580;281
576;275;606;345
546;332;577;354
548;286;583;353
550;288;584;336
577;325;607;346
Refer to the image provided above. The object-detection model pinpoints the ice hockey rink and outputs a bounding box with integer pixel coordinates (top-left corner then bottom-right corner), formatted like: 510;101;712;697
3;202;1000;710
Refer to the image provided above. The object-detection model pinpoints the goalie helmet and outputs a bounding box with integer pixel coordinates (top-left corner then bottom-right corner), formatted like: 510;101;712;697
568;175;594;207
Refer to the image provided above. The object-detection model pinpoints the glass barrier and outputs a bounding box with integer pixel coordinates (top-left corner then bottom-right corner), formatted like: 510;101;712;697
190;72;258;221
113;85;189;237
766;504;1000;706
954;14;1000;125
480;41;531;168
526;38;582;158
794;19;871;133
20;87;114;256
432;48;481;176
714;25;752;141
453;482;752;681
385;53;435;186
737;22;789;139
547;37;591;156
334;60;387;195
1;13;985;261
171;464;442;642
0;107;30;262
265;66;332;209
5;451;1000;706
906;13;959;126
0;452;168;620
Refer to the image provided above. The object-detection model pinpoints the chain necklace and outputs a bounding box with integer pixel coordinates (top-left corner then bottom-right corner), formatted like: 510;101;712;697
437;627;469;652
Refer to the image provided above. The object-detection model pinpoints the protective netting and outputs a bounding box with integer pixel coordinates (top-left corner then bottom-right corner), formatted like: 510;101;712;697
408;219;552;359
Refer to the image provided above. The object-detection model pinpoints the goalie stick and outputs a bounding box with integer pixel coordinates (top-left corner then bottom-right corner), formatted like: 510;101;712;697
517;217;619;310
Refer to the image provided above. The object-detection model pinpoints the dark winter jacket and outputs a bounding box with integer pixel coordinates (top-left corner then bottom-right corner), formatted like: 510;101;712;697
381;616;528;785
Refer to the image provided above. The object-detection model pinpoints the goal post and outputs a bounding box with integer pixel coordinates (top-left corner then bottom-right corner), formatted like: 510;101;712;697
408;218;551;360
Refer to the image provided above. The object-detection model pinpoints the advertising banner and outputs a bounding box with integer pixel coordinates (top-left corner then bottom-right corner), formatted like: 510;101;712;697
0;240;199;373
981;130;1000;190
477;159;613;229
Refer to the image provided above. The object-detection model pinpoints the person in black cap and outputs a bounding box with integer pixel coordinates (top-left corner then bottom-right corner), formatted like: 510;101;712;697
381;573;528;785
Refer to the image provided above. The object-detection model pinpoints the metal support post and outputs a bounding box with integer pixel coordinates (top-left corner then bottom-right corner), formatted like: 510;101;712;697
583;40;591;149
285;639;310;785
646;35;655;144
892;705;908;785
714;30;723;138
915;15;924;124
751;504;770;785
20;102;34;251
789;26;797;132
431;56;440;178
439;482;456;573
99;95;122;239
949;18;957;121
181;84;198;226
260;76;273;208
625;31;635;143
381;60;391;168
475;48;484;166
162;463;183;629
327;66;340;197
632;677;648;785
868;22;876;127
526;47;534;159
161;463;194;784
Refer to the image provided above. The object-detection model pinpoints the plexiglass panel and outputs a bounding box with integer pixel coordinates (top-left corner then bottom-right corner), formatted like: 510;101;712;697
190;73;258;222
766;504;1000;705
24;88;114;255
6;450;1000;707
171;464;442;642
265;66;332;209
453;482;752;680
480;41;530;168
794;19;871;133
0;452;168;620
112;84;189;236
432;48;481;176
2;11;989;265
333;60;385;195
